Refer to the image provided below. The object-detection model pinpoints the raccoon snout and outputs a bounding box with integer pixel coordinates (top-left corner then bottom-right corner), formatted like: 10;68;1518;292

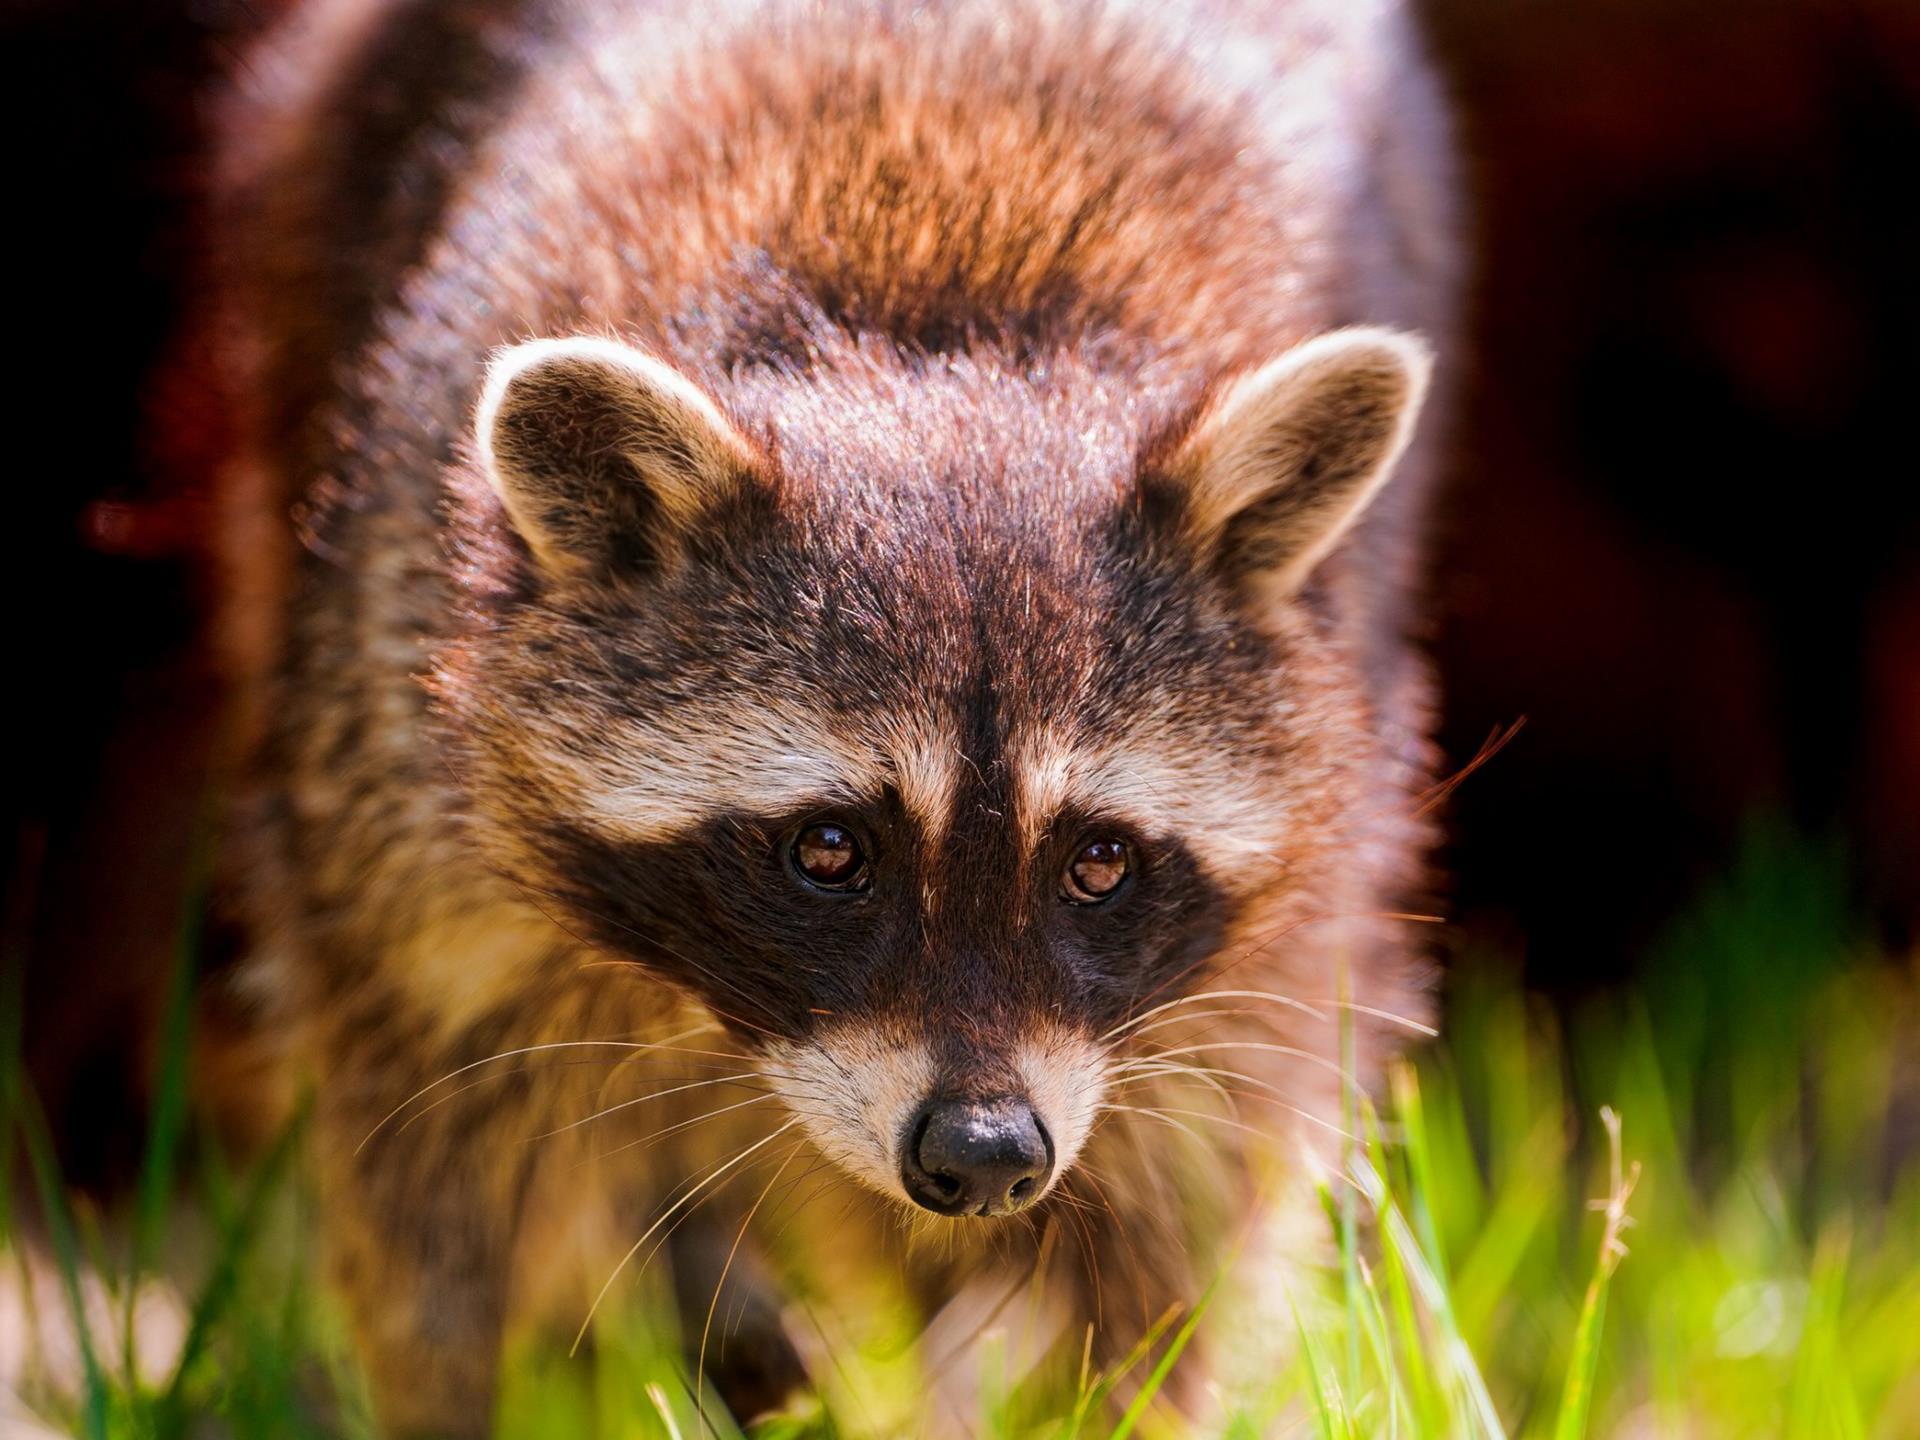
900;1096;1054;1217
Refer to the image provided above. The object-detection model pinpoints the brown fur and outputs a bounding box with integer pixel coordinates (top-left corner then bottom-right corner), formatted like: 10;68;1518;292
203;1;1459;1434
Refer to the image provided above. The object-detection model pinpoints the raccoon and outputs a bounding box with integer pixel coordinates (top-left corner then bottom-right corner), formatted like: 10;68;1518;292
204;0;1458;1432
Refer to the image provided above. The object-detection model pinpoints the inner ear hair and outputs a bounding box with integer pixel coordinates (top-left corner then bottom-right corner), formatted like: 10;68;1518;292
1174;326;1432;603
474;336;759;578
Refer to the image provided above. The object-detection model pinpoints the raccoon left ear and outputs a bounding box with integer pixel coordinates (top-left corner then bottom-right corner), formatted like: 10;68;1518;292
1168;326;1432;603
475;336;759;577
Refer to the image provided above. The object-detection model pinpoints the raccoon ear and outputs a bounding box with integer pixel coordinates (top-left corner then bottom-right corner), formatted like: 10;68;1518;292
1169;326;1431;603
475;336;759;577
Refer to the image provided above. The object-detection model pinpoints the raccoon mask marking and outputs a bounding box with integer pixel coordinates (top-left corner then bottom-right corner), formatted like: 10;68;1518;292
459;327;1430;1217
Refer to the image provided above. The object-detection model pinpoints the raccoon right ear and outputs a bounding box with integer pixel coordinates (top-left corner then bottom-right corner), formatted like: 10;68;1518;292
1166;326;1432;606
475;337;759;577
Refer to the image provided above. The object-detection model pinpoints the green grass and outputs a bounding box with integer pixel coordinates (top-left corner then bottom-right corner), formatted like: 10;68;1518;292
5;823;1919;1437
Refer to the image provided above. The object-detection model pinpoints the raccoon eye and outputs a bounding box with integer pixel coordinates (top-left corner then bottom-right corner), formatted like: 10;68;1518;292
792;821;868;892
1062;838;1129;904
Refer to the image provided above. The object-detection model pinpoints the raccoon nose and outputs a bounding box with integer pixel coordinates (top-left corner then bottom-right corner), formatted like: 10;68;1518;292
901;1097;1053;1217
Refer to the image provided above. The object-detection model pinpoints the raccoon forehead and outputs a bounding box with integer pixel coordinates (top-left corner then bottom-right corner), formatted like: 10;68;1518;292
539;697;963;845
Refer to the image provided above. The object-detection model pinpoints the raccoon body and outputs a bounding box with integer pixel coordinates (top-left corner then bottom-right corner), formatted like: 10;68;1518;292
208;0;1459;1432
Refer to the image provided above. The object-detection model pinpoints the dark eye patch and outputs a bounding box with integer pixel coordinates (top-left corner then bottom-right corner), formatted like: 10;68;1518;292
1042;816;1231;1028
533;788;1230;1045
535;799;900;1037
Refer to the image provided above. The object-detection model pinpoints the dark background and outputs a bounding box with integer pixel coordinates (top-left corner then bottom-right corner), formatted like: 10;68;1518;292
8;0;1920;1186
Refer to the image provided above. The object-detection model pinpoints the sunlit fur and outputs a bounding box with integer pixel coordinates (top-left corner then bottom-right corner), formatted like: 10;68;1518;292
201;0;1460;1433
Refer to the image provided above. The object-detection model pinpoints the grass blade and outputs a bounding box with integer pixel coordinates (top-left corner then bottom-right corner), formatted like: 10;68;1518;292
152;1103;309;1439
1104;1276;1218;1440
127;842;210;1390
16;1080;111;1440
1552;1108;1639;1440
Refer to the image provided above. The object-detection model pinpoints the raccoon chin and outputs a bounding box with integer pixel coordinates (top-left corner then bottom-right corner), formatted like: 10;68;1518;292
761;1025;1107;1216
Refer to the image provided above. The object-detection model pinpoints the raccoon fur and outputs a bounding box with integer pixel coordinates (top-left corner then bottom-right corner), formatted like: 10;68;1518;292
204;0;1459;1432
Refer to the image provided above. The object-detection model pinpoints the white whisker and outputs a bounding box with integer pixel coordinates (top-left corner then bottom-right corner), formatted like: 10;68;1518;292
571;1117;804;1354
531;1072;771;1140
1101;987;1328;1044
356;1032;756;1154
585;1092;783;1161
1132;1039;1357;1087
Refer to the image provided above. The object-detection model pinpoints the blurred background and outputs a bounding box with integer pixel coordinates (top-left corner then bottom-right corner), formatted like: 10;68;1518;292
5;0;1920;1185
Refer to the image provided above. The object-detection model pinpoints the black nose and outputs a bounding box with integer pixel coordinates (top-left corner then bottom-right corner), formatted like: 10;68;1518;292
901;1097;1053;1217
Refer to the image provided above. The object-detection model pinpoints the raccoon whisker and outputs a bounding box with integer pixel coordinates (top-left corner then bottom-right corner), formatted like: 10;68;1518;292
696;1142;803;1421
1041;1187;1103;1219
1107;1005;1265;1044
1310;998;1439;1037
1204;912;1351;977
1108;1059;1240;1112
767;1107;842;1127
1225;909;1444;977
1111;1063;1359;1144
1112;999;1435;1070
1103;912;1336;1038
761;1163;847;1254
1099;987;1328;1043
1136;991;1436;1041
1117;1054;1369;1140
388;1056;673;1140
1111;1116;1174;1224
1053;1196;1109;1331
1113;1075;1351;1144
762;1145;838;1222
573;959;737;990
530;1072;774;1141
586;1039;747;1117
821;1185;879;1254
356;1037;758;1154
761;1105;842;1128
572;1116;805;1355
720;1154;842;1351
1097;1102;1273;1145
1106;1005;1310;1050
1083;1146;1196;1332
899;1206;944;1255
1111;1058;1289;1103
1062;1160;1125;1235
1113;907;1442;1041
1097;1104;1212;1149
1116;1045;1264;1078
629;1144;832;1352
1052;1176;1108;1327
587;1091;784;1162
387;1074;522;1140
1132;1039;1358;1087
1097;1125;1197;1274
1019;1211;1053;1289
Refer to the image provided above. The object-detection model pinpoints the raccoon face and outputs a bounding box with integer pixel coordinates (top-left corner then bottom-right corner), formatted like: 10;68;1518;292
446;329;1429;1217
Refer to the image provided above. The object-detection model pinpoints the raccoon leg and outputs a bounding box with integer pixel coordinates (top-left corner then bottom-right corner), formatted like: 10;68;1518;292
313;1036;543;1439
666;1211;810;1421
